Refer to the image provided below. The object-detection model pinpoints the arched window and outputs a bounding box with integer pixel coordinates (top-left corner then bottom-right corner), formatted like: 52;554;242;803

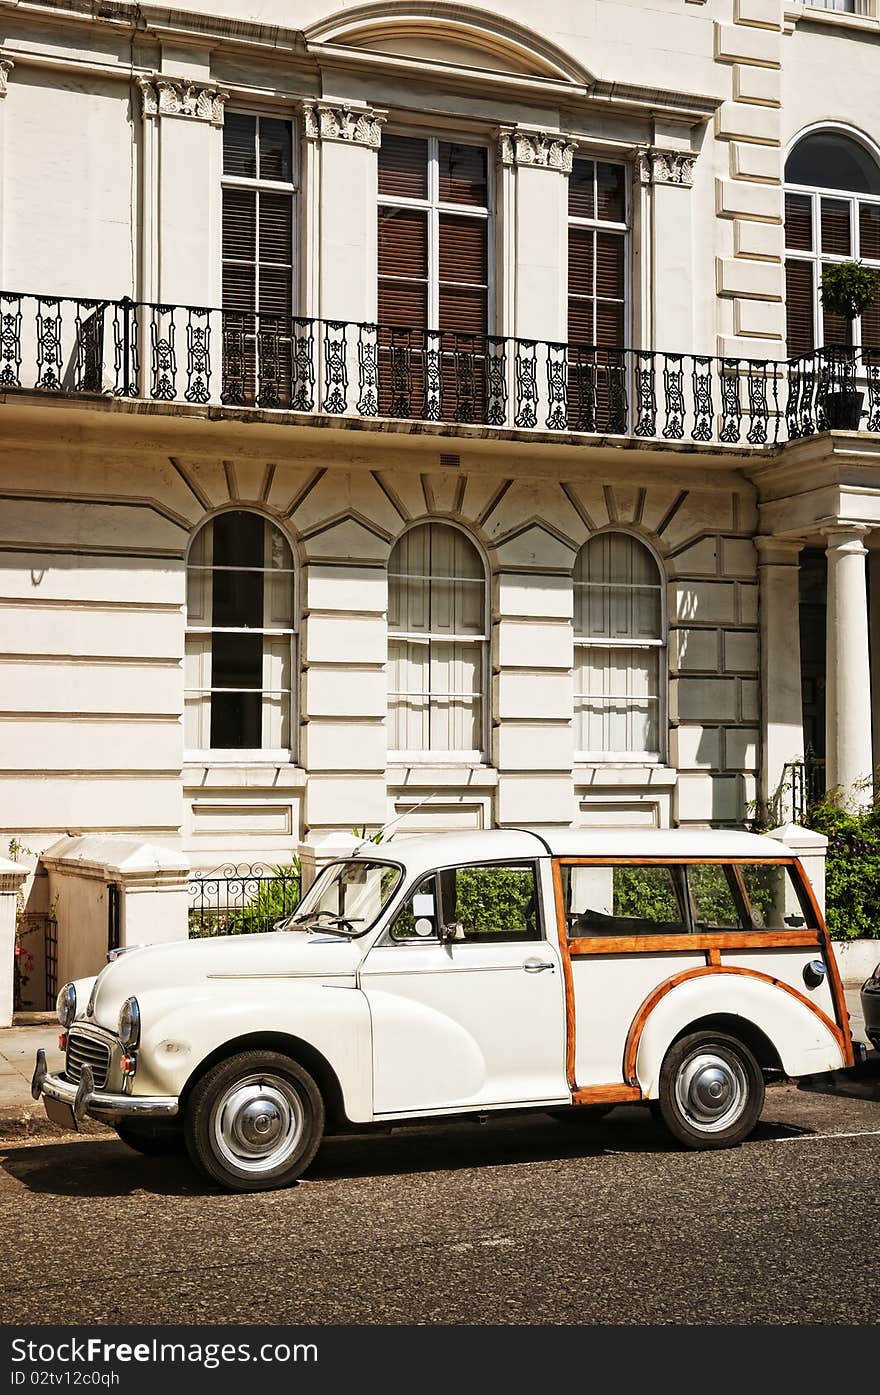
185;511;296;754
388;522;487;757
785;130;880;355
573;533;665;760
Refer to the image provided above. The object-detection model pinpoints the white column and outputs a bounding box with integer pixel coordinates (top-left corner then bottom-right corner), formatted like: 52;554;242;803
756;538;804;812
869;549;880;772
496;128;575;342
638;142;697;350
824;525;873;803
0;858;28;1028
0;60;13;288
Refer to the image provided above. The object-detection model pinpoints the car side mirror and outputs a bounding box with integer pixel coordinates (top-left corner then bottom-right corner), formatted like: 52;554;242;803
442;922;463;942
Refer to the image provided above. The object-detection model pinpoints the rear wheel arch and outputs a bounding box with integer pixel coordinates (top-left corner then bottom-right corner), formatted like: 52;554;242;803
669;1013;783;1078
180;1032;347;1131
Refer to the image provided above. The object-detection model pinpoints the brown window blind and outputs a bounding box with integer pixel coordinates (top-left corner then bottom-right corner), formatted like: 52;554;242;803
821;198;851;256
785;258;814;356
859;202;880;260
438;143;487;207
785;193;813;252
379;134;429;199
439;216;487;336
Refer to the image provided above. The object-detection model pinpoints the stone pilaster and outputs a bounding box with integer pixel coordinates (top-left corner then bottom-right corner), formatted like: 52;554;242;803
756;537;804;812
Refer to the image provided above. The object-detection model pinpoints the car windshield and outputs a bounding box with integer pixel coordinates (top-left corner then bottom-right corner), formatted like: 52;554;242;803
281;860;402;936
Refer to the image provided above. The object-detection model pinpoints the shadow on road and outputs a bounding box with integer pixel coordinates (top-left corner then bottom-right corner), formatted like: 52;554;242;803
0;1105;816;1197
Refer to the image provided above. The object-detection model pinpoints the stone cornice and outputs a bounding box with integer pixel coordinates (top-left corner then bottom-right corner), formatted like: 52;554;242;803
301;101;386;149
637;148;697;188
0;58;13;96
137;75;228;126
497;127;577;174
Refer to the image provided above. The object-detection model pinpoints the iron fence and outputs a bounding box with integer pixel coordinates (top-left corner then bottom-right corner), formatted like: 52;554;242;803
188;863;301;938
3;290;879;446
773;747;827;825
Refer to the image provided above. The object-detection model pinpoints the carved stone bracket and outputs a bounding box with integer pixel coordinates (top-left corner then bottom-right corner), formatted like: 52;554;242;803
0;59;13;98
637;148;696;188
302;102;386;149
137;76;228;126
498;127;576;174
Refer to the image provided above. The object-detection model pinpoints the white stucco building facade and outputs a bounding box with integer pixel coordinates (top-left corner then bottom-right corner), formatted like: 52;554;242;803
2;0;880;998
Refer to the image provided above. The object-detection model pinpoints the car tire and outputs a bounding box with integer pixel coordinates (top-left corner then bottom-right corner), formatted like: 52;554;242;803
655;1030;764;1150
115;1122;185;1156
184;1050;324;1192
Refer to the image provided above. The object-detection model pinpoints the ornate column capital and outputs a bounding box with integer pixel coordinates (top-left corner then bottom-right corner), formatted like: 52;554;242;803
497;127;577;174
637;147;696;188
0;58;13;97
137;75;228;126
301;101;386;149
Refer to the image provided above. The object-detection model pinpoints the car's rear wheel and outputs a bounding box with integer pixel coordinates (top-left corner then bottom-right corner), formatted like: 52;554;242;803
656;1030;764;1150
184;1050;324;1192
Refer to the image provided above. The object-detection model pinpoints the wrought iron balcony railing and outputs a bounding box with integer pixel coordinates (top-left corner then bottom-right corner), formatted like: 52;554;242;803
2;292;880;447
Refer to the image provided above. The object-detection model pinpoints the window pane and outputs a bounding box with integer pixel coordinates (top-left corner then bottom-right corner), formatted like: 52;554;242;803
438;215;487;284
210;689;262;748
379;134;428;199
786;131;880;196
569;159;595;219
859;202;880;260
562;864;685;936
785;258;814;356
568;226;594;300
596;163;626;222
574;645;658;754
738;864;801;929
444;864;539;942
223;113;256;177
438;143;487;207
379;206;428;279
391;876;438;941
222;188;256;261
688;865;744;929
821;197;851;256
258;119;292;182
785;192;813;252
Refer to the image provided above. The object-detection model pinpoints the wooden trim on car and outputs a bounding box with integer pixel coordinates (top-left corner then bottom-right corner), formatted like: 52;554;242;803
572;1084;642;1106
566;929;821;955
792;858;855;1068
622;963;849;1086
707;948;721;966
551;857;578;1091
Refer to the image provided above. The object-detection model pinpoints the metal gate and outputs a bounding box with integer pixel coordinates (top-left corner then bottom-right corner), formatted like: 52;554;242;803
13;913;58;1011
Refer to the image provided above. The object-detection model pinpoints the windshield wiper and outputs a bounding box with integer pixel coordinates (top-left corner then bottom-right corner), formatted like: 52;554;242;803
281;911;365;937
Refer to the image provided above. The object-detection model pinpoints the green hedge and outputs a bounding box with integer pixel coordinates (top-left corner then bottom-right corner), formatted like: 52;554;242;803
806;800;880;940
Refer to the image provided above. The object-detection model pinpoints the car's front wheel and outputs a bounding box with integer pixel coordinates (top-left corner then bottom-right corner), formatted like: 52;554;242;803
655;1030;764;1149
184;1050;324;1192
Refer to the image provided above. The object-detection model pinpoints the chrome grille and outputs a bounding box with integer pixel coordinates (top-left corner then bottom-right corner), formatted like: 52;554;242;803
66;1031;112;1089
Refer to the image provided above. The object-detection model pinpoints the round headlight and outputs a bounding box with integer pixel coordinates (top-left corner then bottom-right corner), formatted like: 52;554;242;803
118;997;140;1049
56;983;76;1029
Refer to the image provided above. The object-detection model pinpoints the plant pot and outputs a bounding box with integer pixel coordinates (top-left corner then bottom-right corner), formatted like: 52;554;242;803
823;389;864;430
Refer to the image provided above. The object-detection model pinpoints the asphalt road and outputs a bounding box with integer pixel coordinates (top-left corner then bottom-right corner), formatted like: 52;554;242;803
0;1075;878;1327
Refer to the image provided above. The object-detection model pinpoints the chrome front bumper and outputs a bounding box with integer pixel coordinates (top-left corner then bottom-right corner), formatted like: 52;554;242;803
31;1048;179;1127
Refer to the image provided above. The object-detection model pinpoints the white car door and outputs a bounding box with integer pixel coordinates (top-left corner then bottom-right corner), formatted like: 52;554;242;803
359;860;569;1116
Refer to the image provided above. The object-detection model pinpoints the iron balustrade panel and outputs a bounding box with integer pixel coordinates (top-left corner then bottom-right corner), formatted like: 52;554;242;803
188;864;301;938
4;290;880;445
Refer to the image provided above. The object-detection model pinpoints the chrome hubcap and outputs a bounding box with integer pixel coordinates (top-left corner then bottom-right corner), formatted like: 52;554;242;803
674;1050;748;1134
212;1074;304;1173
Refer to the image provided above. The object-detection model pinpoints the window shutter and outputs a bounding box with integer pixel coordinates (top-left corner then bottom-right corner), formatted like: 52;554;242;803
379;134;428;199
785;259;814;356
785;193;813;252
438;217;487;336
438;143;487;207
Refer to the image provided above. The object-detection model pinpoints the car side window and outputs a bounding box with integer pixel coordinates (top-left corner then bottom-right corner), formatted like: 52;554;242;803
390;875;440;941
440;862;541;943
686;864;746;931
563;863;687;936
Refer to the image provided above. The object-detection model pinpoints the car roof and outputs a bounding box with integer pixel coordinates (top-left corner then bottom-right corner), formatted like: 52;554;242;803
358;826;791;873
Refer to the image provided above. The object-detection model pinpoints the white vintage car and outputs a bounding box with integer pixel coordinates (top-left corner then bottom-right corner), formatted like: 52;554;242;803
32;828;857;1192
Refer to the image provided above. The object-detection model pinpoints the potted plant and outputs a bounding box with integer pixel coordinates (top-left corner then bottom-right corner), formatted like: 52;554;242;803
819;260;880;429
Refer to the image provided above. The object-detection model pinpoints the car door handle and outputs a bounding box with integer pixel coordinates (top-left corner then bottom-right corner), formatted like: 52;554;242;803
522;958;556;973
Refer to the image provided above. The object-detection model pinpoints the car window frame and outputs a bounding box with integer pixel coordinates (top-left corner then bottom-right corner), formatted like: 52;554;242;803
383;857;545;946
